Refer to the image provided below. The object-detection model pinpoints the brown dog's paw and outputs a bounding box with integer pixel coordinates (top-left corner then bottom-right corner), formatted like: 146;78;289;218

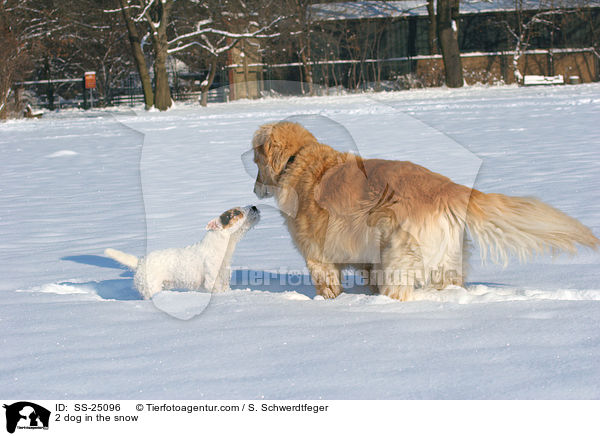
317;287;341;299
380;285;415;302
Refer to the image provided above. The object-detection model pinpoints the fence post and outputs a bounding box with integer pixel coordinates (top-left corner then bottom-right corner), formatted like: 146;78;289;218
82;75;87;109
548;49;554;76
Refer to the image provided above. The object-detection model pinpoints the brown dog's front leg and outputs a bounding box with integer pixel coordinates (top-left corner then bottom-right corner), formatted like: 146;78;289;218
306;259;342;299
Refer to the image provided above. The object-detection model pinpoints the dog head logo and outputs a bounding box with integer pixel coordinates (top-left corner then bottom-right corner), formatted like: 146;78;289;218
3;402;50;433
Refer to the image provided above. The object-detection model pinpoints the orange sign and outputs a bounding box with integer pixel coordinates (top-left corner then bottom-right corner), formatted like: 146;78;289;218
84;72;96;89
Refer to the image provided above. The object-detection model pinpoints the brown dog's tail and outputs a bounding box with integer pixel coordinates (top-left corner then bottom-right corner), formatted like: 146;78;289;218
465;190;599;265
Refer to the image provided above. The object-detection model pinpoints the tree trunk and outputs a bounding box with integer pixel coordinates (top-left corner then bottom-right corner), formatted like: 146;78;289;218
134;0;173;111
0;88;11;119
119;0;153;110
44;59;56;111
427;0;437;54
300;50;314;95
153;41;172;111
297;28;314;95
437;0;463;87
303;30;314;95
512;40;524;83
151;2;173;111
295;0;314;96
242;41;250;99
200;58;218;107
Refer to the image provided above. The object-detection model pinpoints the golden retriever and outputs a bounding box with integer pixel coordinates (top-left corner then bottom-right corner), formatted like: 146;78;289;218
252;121;598;301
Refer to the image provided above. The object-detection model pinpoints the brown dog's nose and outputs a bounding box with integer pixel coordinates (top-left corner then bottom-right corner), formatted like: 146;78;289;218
253;181;272;199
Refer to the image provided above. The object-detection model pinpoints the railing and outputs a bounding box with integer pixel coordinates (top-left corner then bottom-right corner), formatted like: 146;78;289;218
109;87;229;107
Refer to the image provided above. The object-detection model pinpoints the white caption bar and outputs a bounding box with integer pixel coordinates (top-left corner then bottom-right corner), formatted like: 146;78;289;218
1;400;597;436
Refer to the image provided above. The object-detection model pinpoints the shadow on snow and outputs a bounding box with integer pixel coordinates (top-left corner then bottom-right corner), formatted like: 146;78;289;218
61;255;509;301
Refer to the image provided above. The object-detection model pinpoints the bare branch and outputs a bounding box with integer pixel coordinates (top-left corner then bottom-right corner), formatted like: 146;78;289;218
134;0;156;23
167;15;283;54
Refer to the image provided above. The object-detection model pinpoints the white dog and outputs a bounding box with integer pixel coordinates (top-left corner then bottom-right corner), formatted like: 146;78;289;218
105;205;260;299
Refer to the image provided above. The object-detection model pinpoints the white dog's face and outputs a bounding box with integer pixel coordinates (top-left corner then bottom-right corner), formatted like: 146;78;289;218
206;205;260;235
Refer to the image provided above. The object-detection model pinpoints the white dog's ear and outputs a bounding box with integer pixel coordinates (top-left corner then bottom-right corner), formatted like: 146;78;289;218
205;218;222;231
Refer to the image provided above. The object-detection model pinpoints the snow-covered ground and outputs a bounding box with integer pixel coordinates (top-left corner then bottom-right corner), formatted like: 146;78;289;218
1;84;599;399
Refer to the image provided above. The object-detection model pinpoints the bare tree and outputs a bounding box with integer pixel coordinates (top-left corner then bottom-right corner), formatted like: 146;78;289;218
293;0;315;94
0;0;71;115
149;0;174;110
169;0;282;106
113;0;174;110
427;0;438;54
437;0;463;87
0;3;27;117
92;22;136;106
118;0;154;108
504;1;565;83
271;0;318;94
113;0;281;109
60;2;134;107
1;0;139;116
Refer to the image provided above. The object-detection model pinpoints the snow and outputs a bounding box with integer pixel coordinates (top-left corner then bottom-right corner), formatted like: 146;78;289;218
46;149;79;158
310;0;600;20
523;74;565;86
1;83;600;399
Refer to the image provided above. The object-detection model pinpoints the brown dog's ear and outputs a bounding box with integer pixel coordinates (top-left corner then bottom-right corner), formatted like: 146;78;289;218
252;124;288;177
252;124;273;148
253;123;285;175
265;122;318;176
265;135;289;176
254;122;318;178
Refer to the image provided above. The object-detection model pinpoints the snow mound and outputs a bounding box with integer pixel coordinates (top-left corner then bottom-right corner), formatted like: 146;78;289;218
16;283;101;299
46;150;79;158
414;285;600;304
18;281;600;313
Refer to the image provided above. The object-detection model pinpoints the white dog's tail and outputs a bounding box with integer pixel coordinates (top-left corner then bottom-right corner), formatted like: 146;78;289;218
464;190;599;264
104;248;139;270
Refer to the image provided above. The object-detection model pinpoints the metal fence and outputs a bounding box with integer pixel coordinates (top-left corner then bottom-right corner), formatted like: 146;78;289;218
15;72;231;110
110;88;229;107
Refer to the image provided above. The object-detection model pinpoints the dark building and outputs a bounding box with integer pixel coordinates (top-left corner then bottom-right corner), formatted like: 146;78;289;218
260;0;600;89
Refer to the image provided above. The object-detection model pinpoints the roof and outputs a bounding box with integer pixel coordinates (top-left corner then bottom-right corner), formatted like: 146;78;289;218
310;0;600;20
